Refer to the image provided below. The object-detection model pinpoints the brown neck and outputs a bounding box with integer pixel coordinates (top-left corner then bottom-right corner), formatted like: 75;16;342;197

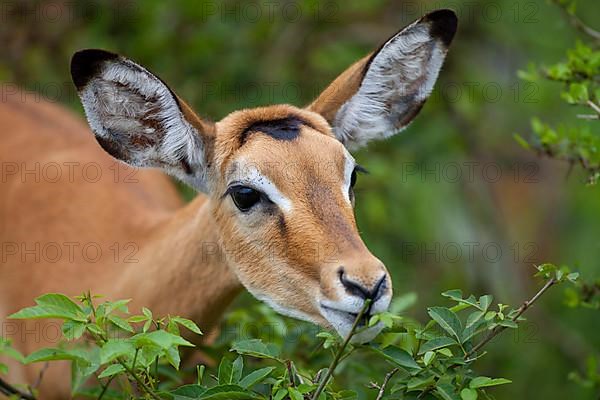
114;195;243;332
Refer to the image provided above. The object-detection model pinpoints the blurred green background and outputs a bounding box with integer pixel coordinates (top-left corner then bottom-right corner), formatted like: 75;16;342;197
2;0;599;398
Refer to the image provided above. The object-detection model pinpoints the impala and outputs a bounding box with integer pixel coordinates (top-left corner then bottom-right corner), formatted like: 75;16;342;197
0;9;457;398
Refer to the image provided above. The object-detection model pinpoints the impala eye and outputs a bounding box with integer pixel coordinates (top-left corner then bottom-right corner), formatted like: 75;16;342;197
350;168;358;188
349;165;367;200
229;186;261;212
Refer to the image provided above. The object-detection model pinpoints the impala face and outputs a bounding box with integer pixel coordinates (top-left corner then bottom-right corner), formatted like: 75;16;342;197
212;106;392;340
71;9;457;341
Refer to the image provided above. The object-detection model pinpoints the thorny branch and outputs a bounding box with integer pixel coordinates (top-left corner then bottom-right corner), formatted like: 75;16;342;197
372;368;400;400
465;278;557;359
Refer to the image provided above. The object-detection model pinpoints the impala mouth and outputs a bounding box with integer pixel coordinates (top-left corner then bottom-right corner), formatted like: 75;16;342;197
319;303;384;343
320;304;369;326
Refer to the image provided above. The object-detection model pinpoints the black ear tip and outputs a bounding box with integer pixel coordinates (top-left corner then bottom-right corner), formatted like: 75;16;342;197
423;9;458;47
71;49;119;90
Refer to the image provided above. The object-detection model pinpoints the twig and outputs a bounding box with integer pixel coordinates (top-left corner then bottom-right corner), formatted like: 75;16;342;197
465;278;557;359
587;100;600;115
118;359;161;400
552;0;600;41
576;114;599;120
97;375;116;400
0;376;36;400
310;299;372;400
31;362;48;390
374;368;400;400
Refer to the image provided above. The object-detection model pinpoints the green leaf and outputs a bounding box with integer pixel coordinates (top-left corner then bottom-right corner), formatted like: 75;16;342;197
465;311;485;331
62;321;86;340
296;383;315;394
71;347;101;393
36;294;84;315
419;337;457;354
98;364;125;379
166;346;182;370
103;299;131;315
406;375;435;392
567;272;580;283
128;315;149;323
100;339;135;364
9;304;87;322
167;320;181;336
438;348;453;357
479;295;493;311
0;363;7;375
86;323;104;336
230;339;280;360
288;387;303;400
239;367;275;388
0;344;24;363
469;377;512;389
25;348;89;364
442;290;463;302
460;388;478;400
273;388;287;400
171;384;207;399
197;384;262;399
498;320;518;329
428;307;463;341
369;344;421;370
569;83;589;103
513;133;531;150
108;315;134;333
436;383;460;400
232;356;244;384
218;357;234;385
336;390;357;399
423;351;436;366
142;307;152;319
171;317;203;335
132;330;194;350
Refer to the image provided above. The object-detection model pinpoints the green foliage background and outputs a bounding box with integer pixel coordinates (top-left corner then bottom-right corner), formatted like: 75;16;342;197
1;0;599;398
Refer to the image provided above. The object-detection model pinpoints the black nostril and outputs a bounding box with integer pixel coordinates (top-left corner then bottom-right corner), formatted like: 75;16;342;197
371;275;387;302
338;269;387;302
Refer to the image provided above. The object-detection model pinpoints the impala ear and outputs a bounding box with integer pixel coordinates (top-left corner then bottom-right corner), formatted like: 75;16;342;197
71;49;215;192
308;9;457;150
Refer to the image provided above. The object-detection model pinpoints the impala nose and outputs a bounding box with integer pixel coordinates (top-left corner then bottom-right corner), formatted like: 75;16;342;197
338;268;387;302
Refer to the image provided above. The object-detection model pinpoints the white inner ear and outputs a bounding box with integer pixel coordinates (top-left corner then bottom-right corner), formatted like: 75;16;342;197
334;23;446;150
79;59;208;191
342;150;356;203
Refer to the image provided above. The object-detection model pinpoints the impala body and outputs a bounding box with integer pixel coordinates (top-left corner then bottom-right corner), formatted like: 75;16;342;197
0;10;456;398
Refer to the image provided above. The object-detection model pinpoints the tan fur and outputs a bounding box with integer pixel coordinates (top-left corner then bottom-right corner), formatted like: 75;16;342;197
1;10;460;396
0;92;387;399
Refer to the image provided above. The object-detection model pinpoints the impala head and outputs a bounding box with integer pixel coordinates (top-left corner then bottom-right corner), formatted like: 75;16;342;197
70;10;457;341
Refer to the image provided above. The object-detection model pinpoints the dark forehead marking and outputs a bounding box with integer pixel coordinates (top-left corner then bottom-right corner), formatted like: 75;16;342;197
240;116;313;145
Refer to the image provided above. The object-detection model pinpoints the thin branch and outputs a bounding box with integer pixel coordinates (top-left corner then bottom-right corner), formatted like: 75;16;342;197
374;368;400;400
587;100;600;115
552;0;600;41
118;359;161;400
31;362;48;391
465;278;557;359
310;299;372;400
97;375;116;400
576;114;599;120
0;376;36;400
